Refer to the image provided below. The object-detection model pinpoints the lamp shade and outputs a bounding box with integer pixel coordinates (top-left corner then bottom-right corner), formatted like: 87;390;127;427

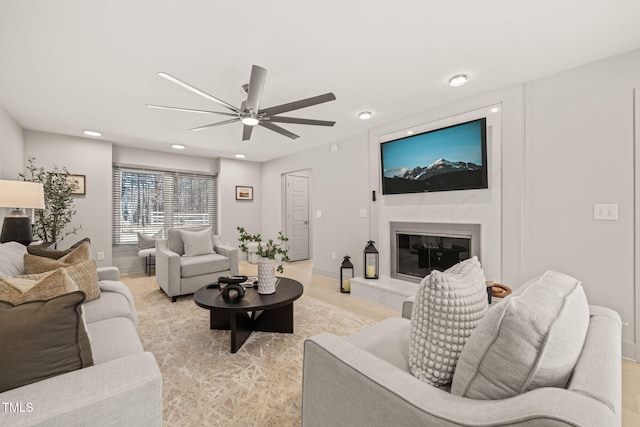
0;180;45;209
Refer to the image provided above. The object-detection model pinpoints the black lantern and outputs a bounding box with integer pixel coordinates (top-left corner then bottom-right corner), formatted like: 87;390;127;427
364;240;379;279
340;255;354;293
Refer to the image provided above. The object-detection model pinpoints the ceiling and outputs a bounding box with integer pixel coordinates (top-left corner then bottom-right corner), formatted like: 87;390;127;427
1;1;639;163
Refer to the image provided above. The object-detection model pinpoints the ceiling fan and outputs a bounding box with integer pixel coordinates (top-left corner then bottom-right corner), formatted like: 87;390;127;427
147;65;336;141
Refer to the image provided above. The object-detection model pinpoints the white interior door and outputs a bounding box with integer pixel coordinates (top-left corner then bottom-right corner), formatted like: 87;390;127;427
286;174;309;261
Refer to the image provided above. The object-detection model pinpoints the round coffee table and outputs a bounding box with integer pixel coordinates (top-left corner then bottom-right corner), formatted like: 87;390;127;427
194;277;304;353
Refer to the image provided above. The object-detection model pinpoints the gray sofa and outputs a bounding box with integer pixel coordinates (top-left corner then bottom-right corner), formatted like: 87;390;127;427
155;226;239;301
302;274;622;426
0;250;162;426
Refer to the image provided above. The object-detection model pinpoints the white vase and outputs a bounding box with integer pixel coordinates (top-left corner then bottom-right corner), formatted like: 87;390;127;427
257;257;277;294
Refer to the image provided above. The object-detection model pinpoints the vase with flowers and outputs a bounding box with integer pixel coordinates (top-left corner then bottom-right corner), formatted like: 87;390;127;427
237;226;290;294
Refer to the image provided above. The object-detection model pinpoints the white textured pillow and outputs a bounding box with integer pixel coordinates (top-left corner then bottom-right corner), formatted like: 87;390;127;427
180;227;214;257
408;256;488;387
451;271;590;399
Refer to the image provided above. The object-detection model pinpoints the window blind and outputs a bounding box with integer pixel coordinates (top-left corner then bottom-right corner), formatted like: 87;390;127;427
112;166;217;245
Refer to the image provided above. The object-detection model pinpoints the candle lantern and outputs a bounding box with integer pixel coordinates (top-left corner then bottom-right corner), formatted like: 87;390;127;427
364;240;379;279
340;255;354;293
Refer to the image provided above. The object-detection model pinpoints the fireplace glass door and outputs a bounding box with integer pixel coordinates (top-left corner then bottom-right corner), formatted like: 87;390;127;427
397;234;471;279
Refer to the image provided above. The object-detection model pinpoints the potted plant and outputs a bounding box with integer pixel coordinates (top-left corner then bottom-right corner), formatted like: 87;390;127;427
237;226;290;294
19;157;82;244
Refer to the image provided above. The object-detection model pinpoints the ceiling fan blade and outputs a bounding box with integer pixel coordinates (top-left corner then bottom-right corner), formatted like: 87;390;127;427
242;125;254;141
259;121;299;139
147;104;237;116
260;93;336;116
245;65;267;113
189;118;240;132
158;72;239;113
268;116;336;126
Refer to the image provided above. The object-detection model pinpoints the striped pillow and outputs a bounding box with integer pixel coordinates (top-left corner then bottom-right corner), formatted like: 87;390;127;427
180;227;215;257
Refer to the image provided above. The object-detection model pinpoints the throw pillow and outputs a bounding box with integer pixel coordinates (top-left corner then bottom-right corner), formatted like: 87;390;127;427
0;289;93;393
0;241;28;277
408;256;488;387
24;241;91;274
21;259;100;302
181;227;215;257
451;271;590;399
137;230;162;250
0;268;78;304
27;237;91;260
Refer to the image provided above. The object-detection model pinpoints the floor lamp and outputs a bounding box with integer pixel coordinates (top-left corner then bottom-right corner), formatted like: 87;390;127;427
0;180;45;246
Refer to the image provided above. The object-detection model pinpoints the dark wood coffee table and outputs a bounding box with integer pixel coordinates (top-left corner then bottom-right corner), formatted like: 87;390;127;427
193;278;304;353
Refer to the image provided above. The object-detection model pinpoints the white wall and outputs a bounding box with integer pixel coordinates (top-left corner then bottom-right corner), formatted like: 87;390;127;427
0;104;23;180
112;146;219;175
262;134;371;279
24;130;113;266
218;157;262;254
0;104;24;226
523;48;640;358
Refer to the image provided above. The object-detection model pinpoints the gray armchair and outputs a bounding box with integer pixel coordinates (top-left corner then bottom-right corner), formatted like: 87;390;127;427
155;226;238;302
302;296;621;426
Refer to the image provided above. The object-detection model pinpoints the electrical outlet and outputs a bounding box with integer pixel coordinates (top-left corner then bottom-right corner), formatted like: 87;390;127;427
359;209;367;218
331;251;336;260
316;210;322;218
593;204;618;221
97;251;105;261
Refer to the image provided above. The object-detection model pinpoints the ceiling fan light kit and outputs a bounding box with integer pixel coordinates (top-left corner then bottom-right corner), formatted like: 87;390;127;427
241;116;259;126
150;65;336;141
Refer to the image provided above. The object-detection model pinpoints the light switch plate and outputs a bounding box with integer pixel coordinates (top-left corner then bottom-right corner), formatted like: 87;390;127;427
593;204;618;221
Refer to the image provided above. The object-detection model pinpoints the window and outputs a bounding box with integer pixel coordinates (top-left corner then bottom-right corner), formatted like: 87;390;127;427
112;166;217;245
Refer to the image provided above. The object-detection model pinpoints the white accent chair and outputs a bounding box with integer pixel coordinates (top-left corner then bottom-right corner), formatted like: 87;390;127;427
155;226;239;302
302;275;622;426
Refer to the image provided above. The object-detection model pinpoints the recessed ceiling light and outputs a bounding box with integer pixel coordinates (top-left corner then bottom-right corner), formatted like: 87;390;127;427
171;144;185;150
83;130;102;137
448;74;468;87
358;111;372;120
490;107;500;113
234;154;246;159
407;130;414;135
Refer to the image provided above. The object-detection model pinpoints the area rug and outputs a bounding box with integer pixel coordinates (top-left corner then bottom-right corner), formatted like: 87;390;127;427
131;285;376;426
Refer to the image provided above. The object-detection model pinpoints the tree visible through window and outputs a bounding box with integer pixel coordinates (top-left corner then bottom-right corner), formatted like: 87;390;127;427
113;166;217;244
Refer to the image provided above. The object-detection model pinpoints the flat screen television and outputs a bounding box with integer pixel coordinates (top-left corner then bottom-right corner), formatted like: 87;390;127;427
380;118;488;195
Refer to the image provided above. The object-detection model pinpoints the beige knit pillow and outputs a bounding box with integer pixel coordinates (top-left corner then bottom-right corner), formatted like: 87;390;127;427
0;268;78;304
21;259;100;302
24;241;91;274
408;256;488;387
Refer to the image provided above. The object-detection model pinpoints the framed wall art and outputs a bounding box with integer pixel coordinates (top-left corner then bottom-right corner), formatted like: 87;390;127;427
67;174;86;195
235;186;253;201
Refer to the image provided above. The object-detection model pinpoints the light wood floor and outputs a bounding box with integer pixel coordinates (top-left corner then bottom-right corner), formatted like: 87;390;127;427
131;259;640;425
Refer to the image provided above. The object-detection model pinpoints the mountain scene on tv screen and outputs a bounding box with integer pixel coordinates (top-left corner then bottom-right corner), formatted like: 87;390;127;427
383;158;484;193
